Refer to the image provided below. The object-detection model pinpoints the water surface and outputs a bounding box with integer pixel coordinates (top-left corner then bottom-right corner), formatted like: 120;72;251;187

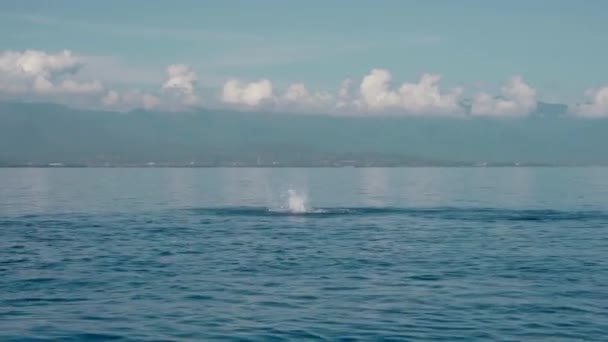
1;168;607;340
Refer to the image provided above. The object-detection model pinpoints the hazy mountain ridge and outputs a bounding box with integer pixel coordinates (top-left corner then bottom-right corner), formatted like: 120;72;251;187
0;101;606;166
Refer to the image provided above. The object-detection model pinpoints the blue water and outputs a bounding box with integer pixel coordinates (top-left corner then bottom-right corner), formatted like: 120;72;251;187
1;167;607;341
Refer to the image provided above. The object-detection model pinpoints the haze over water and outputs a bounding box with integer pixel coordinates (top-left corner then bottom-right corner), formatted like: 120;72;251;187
1;167;607;340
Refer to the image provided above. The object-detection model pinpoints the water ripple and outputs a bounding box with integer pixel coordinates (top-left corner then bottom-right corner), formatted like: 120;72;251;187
1;206;607;340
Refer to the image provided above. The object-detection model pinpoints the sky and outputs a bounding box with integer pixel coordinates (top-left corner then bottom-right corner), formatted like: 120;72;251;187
1;0;607;117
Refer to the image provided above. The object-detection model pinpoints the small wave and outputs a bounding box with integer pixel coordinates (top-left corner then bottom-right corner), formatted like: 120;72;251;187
5;207;608;223
184;207;608;221
189;207;350;217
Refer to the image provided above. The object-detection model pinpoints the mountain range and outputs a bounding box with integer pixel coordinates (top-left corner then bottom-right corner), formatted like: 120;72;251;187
1;101;606;167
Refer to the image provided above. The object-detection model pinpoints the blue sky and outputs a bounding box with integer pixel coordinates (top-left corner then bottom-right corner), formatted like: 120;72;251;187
1;0;607;116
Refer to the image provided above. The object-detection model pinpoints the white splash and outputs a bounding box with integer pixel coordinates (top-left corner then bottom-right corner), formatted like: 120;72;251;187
286;189;308;213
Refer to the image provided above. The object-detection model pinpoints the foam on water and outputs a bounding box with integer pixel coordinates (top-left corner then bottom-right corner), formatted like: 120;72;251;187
286;189;307;213
267;188;310;214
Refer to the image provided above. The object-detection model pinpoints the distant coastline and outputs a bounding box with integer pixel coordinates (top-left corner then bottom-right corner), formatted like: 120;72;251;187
0;162;602;168
3;101;608;167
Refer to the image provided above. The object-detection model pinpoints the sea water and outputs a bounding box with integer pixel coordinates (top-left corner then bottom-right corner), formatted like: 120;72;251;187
1;167;607;340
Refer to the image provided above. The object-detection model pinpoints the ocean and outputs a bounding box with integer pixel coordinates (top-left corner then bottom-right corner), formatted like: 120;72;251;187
1;167;607;341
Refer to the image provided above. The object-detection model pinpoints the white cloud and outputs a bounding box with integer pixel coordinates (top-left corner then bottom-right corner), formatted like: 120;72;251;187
162;64;199;105
470;76;536;117
336;79;355;110
34;78;103;95
3;49;604;120
102;63;200;111
0;49;81;79
281;83;334;110
221;79;274;107
102;90;160;110
574;87;608;118
102;90;120;107
217;71;463;115
283;83;309;102
0;49;104;96
338;79;353;99
360;69;400;109
358;69;463;114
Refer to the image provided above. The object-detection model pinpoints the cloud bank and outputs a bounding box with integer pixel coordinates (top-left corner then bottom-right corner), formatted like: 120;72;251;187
471;76;537;117
162;64;199;106
102;90;160;110
221;79;274;107
357;69;463;115
574;87;608;118
0;50;104;96
281;83;334;110
1;48;607;118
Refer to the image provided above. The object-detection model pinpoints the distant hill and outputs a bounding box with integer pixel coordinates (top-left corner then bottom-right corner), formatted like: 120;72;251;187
0;101;607;166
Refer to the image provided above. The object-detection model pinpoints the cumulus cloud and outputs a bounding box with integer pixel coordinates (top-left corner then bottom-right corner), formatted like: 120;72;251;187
335;79;355;110
0;49;104;96
162;64;199;105
574;87;608;118
358;69;463;114
5;50;602;120
470;76;536;117
102;90;120;107
102;63;199;111
102;90;160;110
221;79;274;106
0;49;81;78
338;79;353;99
359;69;400;109
217;71;463;114
281;83;334;110
283;83;309;102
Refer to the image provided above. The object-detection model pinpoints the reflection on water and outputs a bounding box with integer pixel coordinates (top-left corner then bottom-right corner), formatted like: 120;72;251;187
502;167;533;207
2;168;608;341
1;167;608;216
401;168;444;207
11;168;50;214
360;168;389;206
222;168;271;206
167;168;195;208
